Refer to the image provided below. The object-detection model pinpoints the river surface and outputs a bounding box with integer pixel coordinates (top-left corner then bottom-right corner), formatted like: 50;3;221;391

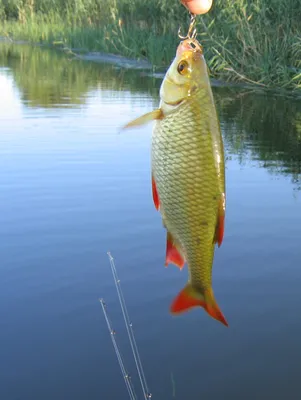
1;43;301;400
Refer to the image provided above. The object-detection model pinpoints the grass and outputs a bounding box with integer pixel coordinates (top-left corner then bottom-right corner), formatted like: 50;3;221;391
1;0;301;90
3;41;301;187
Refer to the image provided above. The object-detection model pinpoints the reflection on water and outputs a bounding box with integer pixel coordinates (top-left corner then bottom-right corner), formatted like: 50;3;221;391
1;43;301;400
0;43;160;109
2;42;301;185
215;89;301;187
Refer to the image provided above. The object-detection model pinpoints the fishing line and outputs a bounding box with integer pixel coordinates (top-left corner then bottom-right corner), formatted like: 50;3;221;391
99;299;137;400
107;252;152;400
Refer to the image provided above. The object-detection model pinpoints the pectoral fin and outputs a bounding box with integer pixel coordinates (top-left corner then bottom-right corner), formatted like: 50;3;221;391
214;193;226;247
122;109;163;129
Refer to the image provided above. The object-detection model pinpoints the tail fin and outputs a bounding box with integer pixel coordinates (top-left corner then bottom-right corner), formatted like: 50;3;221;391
170;284;228;327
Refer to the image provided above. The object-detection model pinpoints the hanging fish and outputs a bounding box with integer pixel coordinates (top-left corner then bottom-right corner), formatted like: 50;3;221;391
122;37;228;327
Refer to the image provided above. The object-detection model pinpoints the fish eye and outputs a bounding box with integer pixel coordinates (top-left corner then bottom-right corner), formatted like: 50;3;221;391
177;60;189;75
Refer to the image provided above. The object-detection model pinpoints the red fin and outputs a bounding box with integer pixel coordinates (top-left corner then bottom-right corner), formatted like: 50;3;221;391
152;175;160;210
170;286;204;313
214;193;225;247
203;287;228;327
165;232;185;269
170;285;228;327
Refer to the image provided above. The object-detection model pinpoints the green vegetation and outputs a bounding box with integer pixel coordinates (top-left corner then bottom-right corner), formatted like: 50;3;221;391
2;42;301;190
1;0;301;90
214;89;301;184
0;41;161;107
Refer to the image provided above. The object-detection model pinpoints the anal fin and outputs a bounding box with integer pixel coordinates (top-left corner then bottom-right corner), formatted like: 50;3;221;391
165;232;185;270
214;193;225;247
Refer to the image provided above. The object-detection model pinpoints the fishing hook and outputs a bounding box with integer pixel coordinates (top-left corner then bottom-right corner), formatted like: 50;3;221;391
178;12;197;40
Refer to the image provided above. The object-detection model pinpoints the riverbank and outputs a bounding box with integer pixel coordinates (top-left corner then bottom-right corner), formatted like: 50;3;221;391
1;0;301;91
2;36;300;100
0;35;264;93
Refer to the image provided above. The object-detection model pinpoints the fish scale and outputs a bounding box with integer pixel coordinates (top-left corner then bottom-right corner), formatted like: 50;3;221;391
152;89;221;289
123;38;227;326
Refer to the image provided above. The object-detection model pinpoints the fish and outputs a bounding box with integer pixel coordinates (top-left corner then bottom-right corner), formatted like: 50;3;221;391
122;38;228;327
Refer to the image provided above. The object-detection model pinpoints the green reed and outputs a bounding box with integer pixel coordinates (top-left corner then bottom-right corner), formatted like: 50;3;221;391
2;42;301;186
1;0;301;90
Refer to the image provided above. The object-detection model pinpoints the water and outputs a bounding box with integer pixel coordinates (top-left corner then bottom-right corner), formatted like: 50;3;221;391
1;43;301;400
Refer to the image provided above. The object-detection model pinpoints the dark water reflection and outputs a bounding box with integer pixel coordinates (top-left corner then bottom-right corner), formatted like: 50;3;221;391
1;43;301;400
215;89;301;186
0;42;160;108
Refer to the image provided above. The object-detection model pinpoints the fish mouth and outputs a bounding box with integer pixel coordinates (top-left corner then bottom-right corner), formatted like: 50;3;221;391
177;39;203;57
